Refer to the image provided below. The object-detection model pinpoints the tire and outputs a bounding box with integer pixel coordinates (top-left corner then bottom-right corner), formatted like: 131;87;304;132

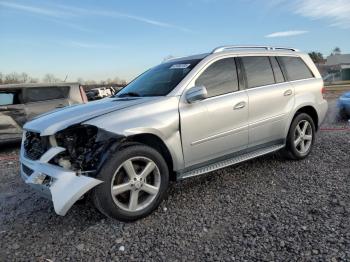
282;113;316;160
338;107;349;120
92;144;169;221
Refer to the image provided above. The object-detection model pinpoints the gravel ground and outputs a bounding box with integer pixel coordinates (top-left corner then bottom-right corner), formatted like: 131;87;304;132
0;95;349;261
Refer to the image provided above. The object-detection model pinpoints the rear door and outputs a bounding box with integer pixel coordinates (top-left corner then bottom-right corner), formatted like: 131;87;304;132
0;89;26;140
23;86;70;120
240;56;295;147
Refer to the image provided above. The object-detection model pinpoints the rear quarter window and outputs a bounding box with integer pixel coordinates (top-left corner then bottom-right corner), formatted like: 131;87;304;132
278;56;314;81
24;86;69;103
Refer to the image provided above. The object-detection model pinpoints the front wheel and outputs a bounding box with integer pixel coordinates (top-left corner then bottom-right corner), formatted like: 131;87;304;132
92;144;169;221
282;113;316;160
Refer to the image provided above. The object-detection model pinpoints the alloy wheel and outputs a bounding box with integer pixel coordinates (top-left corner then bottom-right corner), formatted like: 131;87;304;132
294;120;313;154
111;157;161;212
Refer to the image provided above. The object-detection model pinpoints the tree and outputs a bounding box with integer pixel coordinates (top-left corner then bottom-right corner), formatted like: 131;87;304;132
43;73;61;83
332;47;341;55
308;52;324;63
19;72;29;83
29;77;39;83
0;72;3;84
4;72;21;84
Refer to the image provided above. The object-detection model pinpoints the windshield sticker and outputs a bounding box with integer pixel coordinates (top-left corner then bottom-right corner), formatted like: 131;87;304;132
170;64;191;69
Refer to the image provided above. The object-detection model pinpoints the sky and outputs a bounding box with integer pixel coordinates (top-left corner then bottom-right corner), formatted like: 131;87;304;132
0;0;350;82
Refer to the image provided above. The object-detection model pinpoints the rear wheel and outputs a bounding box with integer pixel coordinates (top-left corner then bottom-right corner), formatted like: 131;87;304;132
282;113;315;160
92;144;169;221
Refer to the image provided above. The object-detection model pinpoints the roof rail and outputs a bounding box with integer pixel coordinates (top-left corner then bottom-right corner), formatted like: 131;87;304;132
211;45;299;53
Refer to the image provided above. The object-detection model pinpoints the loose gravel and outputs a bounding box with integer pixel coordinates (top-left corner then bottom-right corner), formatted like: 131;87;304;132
0;96;349;261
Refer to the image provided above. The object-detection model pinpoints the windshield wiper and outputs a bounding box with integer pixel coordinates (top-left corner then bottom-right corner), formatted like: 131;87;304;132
117;92;141;98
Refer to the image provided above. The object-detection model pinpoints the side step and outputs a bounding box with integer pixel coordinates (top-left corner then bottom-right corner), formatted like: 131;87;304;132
177;144;285;180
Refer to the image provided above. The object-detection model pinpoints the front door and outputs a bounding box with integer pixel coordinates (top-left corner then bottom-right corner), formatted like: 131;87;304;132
179;57;249;167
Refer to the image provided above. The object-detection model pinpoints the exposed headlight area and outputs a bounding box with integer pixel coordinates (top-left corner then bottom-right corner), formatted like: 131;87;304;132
50;125;120;173
23;131;49;160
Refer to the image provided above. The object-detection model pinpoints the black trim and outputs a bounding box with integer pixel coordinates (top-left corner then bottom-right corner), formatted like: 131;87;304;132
236;57;247;90
177;139;285;176
274;56;287;81
276;56;289;81
268;57;277;83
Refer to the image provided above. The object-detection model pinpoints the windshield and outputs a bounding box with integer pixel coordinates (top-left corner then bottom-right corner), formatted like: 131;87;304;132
116;59;201;97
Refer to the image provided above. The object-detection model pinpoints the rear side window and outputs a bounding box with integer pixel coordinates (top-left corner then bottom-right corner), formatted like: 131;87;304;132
270;57;285;83
241;56;275;88
0;91;22;105
277;56;314;81
25;86;69;103
195;57;238;97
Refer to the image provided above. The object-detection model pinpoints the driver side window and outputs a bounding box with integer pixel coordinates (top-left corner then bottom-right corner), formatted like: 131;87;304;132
195;57;238;98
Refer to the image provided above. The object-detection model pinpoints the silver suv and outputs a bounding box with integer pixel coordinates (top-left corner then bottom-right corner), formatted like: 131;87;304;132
20;46;328;221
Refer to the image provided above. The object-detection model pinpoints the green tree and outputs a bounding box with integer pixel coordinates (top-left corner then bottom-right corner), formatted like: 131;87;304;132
308;52;324;63
332;47;341;55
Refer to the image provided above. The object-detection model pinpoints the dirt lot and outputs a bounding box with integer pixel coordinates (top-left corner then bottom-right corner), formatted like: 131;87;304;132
0;93;349;261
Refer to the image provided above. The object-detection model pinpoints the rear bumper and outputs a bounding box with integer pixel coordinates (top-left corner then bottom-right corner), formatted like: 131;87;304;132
20;142;103;216
318;100;328;127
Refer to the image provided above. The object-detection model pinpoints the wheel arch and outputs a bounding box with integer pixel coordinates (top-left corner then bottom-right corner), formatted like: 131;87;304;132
125;133;177;181
284;104;319;140
294;105;319;130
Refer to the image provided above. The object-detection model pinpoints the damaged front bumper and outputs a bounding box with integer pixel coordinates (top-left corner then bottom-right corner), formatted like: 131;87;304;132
20;143;103;216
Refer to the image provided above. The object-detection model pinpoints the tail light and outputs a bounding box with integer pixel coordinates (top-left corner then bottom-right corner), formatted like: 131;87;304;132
321;86;326;99
79;86;88;103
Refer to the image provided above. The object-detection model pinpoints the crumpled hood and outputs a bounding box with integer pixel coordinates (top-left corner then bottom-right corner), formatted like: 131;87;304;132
24;97;159;136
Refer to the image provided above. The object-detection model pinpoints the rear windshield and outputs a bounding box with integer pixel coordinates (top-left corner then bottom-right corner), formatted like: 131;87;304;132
116;59;201;97
24;86;69;103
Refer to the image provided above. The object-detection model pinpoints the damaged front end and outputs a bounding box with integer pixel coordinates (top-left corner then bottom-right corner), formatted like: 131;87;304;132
52;125;121;173
20;124;123;215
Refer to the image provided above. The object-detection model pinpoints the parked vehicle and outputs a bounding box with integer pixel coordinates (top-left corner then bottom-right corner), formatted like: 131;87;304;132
86;87;116;101
19;46;328;221
338;91;350;119
0;83;87;143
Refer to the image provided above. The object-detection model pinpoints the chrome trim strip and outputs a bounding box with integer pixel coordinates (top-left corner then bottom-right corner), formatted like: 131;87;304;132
191;125;248;146
249;113;286;128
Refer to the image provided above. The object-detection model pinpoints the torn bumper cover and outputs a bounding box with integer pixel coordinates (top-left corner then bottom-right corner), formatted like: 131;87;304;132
20;145;103;216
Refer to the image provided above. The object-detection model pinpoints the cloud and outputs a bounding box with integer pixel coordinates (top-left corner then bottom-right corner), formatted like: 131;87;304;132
294;0;350;29
261;0;350;29
0;1;192;32
67;41;118;49
265;30;308;38
0;1;74;18
55;4;192;32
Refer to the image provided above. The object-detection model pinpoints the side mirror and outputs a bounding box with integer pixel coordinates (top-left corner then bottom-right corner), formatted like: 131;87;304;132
186;86;208;103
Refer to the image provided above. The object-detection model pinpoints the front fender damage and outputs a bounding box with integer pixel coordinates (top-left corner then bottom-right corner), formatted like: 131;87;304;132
23;125;127;215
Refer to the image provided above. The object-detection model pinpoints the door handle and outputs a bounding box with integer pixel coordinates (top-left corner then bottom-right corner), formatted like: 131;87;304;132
233;101;246;110
284;89;293;96
56;104;65;108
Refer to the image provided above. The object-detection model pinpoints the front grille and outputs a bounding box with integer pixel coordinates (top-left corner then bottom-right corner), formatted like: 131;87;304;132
23;131;48;160
22;164;34;176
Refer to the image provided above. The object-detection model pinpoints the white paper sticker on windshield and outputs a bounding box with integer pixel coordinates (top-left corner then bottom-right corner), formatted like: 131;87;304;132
170;64;191;69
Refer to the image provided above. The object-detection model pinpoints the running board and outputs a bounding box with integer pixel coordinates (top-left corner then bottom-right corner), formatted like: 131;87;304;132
177;144;285;180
